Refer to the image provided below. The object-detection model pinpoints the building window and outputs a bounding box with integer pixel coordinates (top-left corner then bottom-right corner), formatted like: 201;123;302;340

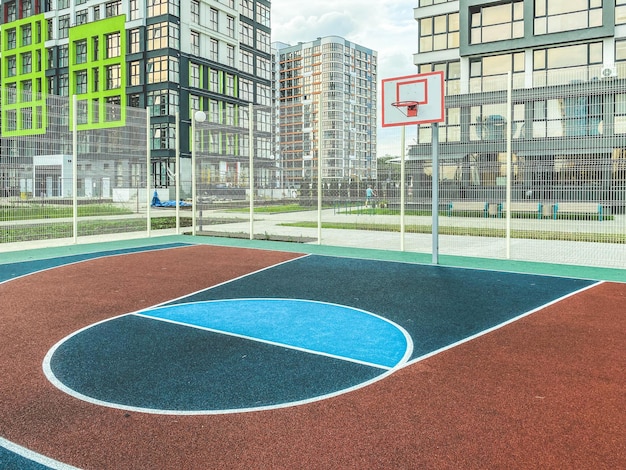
58;44;69;67
6;1;16;22
147;0;180;17
7;28;17;49
147;57;167;83
191;30;199;56
240;23;253;46
147;89;179;116
470;1;523;45
92;67;99;91
209;38;218;61
129;0;139;20
76;9;88;25
76;99;88;124
241;50;253;74
129;28;141;54
152;123;176;149
106;96;121;121
241;0;253;19
7;56;17;77
106;0;121;17
75;70;87;94
418;0;456;7
93;5;100;21
256;30;270;54
93;36;99;60
190;62;200;87
189;95;200;116
226;44;235;67
618;0;626;25
239;78;253;101
256;3;270;28
147;22;179;50
6;83;17;104
257;56;270;80
75;39;87;64
534;0;602;35
59;74;69;96
21;24;32;46
210;69;219;92
129;61;141;86
225;73;235;96
533;41;602;86
147;22;167;50
147;56;179;84
59;15;70;39
21;52;32;74
191;0;199;23
257;83;270;106
470;52;525;92
227;15;235;38
106;32;121;58
210;8;218;30
419;13;459;52
419;60;461;95
106;64;121;89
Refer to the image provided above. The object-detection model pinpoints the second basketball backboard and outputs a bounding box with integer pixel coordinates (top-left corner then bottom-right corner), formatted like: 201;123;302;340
381;71;445;127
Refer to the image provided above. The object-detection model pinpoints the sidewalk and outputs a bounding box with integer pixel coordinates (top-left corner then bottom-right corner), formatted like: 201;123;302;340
198;206;626;270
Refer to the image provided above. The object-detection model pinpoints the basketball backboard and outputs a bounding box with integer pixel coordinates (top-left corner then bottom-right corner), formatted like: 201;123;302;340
381;71;445;127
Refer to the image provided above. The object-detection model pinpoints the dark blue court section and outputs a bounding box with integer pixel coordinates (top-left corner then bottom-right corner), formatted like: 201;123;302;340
0;447;52;470
169;255;595;359
0;243;190;283
50;314;384;411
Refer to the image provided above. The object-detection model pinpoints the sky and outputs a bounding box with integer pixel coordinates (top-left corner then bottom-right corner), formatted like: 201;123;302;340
270;0;420;155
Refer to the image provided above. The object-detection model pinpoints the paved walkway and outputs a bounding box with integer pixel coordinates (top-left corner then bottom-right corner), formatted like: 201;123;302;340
196;206;626;270
1;205;625;271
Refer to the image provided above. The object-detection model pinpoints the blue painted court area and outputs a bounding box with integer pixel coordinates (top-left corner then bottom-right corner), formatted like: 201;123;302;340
140;299;409;368
46;299;410;412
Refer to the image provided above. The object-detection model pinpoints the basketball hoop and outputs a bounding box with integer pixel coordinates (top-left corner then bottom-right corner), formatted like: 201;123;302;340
391;101;419;118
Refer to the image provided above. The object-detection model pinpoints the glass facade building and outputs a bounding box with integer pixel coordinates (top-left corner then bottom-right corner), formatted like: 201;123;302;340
412;0;626;208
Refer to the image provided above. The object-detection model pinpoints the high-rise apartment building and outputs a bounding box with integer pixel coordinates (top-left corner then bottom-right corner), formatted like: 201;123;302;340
411;0;626;207
0;0;272;189
275;36;377;190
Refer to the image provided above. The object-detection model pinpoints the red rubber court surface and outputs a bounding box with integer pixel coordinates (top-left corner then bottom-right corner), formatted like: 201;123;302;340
0;244;624;469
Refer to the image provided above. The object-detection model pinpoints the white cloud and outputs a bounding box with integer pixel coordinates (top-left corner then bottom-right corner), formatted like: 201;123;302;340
271;1;420;155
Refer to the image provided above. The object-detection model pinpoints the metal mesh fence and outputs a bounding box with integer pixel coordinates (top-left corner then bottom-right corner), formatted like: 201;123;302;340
0;92;150;246
3;66;626;270
192;66;626;269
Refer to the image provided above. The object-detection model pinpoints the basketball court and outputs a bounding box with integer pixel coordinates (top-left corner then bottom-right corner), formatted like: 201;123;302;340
0;237;623;469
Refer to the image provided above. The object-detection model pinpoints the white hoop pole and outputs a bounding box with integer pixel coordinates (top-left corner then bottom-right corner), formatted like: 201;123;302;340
432;123;439;265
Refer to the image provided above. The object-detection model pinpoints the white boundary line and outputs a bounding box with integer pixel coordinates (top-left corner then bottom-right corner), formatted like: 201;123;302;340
0;243;194;286
0;436;81;470
403;280;604;368
42;297;413;416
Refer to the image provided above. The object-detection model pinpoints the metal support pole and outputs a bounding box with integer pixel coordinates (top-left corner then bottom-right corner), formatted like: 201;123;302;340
506;71;513;258
146;108;151;237
191;113;197;236
432;122;439;265
317;98;323;244
400;127;406;251
72;95;78;243
249;103;254;240
175;112;180;234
